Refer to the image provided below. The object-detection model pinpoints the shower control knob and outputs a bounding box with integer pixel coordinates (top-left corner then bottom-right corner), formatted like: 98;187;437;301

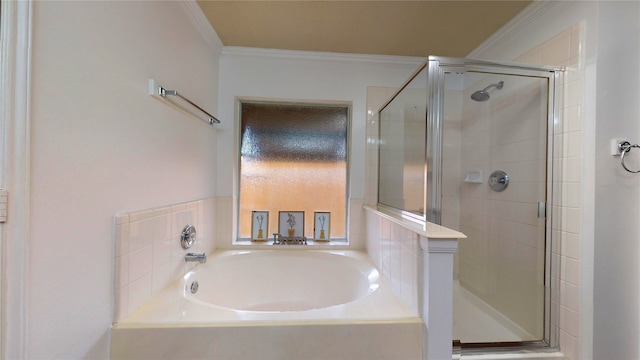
181;224;197;249
488;170;509;192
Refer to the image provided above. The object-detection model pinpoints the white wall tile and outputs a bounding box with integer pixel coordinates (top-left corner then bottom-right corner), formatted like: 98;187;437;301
564;106;582;133
129;209;153;223
113;197;216;321
563;257;580;287
400;247;417;312
561;281;580;312
114;255;128;290
128;273;152;313
115;223;130;258
516;203;541;226
152;239;172;270
114;287;128;322
541;29;571;65
129;218;154;252
115;213;129;225
562;231;581;260
173;208;197;237
129;245;152;282
561;305;580;338
151;261;184;295
364;209;420;315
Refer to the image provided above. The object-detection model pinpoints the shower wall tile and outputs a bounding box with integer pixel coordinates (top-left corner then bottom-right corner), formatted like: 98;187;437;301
442;88;464;277
541;28;571;65
113;197;216;322
563;232;581;260
528;23;584;359
518;45;543;65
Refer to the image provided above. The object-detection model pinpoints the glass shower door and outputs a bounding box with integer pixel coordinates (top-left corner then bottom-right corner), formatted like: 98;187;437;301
441;70;550;345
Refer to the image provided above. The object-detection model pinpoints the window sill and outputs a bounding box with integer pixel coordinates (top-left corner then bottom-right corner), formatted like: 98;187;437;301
231;239;351;250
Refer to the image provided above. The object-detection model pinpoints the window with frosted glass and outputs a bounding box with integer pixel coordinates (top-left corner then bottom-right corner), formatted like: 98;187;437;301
239;102;349;241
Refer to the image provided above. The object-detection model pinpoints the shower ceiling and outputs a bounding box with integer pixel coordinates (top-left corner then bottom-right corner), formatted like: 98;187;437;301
196;1;531;57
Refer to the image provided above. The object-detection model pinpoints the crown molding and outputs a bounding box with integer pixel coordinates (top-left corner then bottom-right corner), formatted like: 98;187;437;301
180;0;224;55
467;0;561;59
221;46;425;67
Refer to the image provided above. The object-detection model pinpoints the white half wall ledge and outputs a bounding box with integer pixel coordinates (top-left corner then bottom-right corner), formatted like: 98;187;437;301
420;236;459;360
363;205;466;240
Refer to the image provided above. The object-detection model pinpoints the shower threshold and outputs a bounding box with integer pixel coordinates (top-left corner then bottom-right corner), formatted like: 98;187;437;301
453;280;537;344
452;281;562;358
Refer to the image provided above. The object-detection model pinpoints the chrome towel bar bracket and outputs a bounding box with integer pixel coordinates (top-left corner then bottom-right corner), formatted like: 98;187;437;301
148;78;221;125
614;139;640;173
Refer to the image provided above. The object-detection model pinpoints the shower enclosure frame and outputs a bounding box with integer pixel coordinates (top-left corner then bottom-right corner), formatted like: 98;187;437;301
377;56;564;352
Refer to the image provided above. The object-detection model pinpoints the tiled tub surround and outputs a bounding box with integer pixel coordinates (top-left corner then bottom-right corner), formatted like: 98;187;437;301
111;250;422;359
365;206;465;360
113;197;216;322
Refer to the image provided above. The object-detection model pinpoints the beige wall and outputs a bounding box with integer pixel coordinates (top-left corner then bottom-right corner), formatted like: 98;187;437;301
27;2;221;358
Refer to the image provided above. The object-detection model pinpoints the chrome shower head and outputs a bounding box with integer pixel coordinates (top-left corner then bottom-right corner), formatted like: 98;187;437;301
470;81;504;102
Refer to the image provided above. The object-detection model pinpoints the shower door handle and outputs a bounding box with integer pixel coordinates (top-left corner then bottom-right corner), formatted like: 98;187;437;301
538;201;546;219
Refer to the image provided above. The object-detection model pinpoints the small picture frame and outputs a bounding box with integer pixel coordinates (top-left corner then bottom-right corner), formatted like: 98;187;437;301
278;211;304;238
314;212;331;242
251;211;269;241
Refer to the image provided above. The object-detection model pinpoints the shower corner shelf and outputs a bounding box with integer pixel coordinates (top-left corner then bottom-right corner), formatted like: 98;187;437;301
462;170;483;184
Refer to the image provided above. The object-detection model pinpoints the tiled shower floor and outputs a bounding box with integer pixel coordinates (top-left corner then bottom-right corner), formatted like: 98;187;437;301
453;281;538;344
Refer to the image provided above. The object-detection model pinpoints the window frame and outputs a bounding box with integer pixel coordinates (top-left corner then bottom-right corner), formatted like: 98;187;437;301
235;99;352;244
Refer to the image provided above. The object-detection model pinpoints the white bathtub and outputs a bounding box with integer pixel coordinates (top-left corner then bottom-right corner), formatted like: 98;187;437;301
111;250;423;359
185;250;379;312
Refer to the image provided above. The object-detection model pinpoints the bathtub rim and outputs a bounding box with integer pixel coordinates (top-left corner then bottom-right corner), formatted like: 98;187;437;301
113;249;420;328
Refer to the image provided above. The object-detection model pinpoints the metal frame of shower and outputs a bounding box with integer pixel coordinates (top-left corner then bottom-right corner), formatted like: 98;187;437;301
377;55;564;354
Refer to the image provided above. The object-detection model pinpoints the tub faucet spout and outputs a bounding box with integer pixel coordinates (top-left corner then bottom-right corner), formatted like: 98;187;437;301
185;252;206;264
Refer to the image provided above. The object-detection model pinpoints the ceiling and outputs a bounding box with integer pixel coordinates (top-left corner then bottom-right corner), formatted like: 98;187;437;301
196;1;532;57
